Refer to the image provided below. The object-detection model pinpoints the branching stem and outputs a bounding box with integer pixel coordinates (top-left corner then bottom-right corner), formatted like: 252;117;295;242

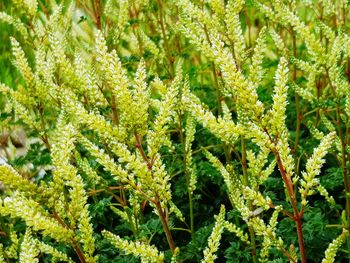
133;131;177;256
275;151;306;263
178;113;195;238
155;198;177;254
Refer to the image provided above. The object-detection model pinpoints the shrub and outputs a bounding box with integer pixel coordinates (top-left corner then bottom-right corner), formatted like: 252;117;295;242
0;0;350;262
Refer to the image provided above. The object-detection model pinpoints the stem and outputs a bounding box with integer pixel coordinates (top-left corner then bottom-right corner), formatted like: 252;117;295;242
38;104;51;150
133;131;177;256
335;104;350;261
192;144;223;155
156;0;174;77
245;8;252;47
211;63;222;114
125;207;138;237
292;30;301;156
241;137;258;263
325;66;350;260
178;114;194;238
295;216;306;263
269;203;294;220
77;0;98;26
154;199;176;253
52;211;87;263
241;137;248;186
275;151;307;263
188;192;194;237
91;0;102;29
110;93;119;126
134;131;152;170
294;99;301;154
203;24;231;163
171;227;192;233
88;186;122;196
279;245;297;263
72;240;87;263
336;105;350;218
212;63;232;163
248;226;258;263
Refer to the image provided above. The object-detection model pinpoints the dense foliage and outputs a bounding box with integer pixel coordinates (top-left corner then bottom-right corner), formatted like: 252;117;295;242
0;0;350;262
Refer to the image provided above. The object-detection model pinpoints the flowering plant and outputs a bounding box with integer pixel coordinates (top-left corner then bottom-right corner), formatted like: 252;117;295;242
0;0;350;262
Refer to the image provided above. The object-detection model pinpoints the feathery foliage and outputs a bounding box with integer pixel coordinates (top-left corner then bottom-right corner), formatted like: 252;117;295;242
0;0;350;262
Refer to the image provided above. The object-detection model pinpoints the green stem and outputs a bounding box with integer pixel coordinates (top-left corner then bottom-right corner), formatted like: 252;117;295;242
125;207;138;237
171;227;192;233
335;104;350;261
292;30;301;157
336;105;350;217
156;0;174;77
211;62;231;162
188;192;194;238
204;22;232;163
203;23;231;162
178;114;195;238
325;66;350;261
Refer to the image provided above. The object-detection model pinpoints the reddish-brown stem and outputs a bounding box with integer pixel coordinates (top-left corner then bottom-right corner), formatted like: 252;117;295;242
110;94;119;126
275;152;295;202
280;245;297;263
275;152;307;263
52;211;87;263
133;131;177;255
154;198;176;253
134;131;152;170
72;240;87;263
295;215;306;262
262;127;305;260
91;0;102;29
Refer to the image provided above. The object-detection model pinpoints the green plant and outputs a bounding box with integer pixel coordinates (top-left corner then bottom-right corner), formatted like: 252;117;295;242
0;0;350;262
